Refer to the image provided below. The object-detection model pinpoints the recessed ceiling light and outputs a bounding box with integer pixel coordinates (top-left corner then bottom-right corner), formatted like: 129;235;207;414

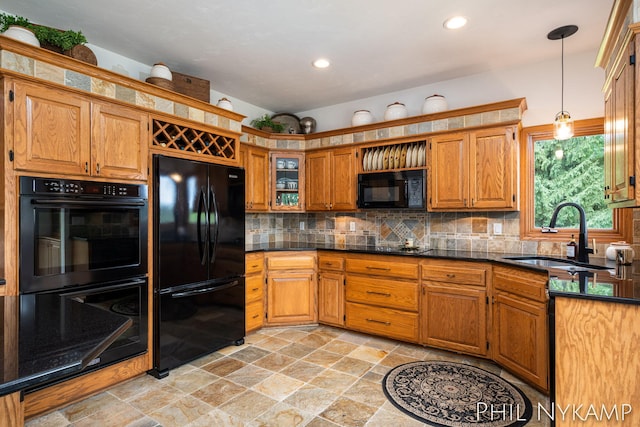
443;16;467;30
312;58;331;69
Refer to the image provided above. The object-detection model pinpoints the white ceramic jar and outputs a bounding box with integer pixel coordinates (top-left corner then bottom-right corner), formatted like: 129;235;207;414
150;63;173;80
384;102;408;120
605;241;635;262
422;95;448;114
2;25;40;47
216;97;233;111
352;110;374;126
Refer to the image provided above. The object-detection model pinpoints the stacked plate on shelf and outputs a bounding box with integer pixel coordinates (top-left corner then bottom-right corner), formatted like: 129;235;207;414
362;142;425;171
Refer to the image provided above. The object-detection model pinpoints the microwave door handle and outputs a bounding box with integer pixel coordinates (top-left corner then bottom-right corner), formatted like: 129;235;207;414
208;185;219;265
197;186;207;265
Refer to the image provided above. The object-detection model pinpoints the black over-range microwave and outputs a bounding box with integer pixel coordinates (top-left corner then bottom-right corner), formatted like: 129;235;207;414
357;170;425;209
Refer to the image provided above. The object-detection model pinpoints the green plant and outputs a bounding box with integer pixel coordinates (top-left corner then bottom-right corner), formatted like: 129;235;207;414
0;13;87;51
250;114;285;132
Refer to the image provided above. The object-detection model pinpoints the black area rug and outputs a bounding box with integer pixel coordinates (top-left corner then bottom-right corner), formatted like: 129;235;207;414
382;361;532;427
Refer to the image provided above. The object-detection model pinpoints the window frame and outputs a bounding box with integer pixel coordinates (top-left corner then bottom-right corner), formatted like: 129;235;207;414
519;117;632;243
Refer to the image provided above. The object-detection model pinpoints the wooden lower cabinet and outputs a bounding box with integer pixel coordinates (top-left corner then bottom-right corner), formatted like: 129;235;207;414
345;254;419;342
317;252;345;327
0;392;22;427
245;253;265;333
553;297;640;426
492;265;549;392
265;252;317;326
421;283;488;356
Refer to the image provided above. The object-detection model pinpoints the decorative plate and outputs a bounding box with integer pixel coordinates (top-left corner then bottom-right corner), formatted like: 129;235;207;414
400;145;407;168
271;113;301;134
406;145;413;168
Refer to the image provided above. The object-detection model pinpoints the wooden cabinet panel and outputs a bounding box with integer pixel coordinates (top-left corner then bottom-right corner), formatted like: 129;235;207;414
493;265;548;302
346;275;418;311
271;152;305;211
266;254;315;270
246;299;264;332
91;101;148;180
421;259;486;286
266;272;317;325
12;80;91;175
246;252;265;275
493;292;548;391
245;252;264;333
469;127;515;209
0;392;22;427
554;297;640;426
306;147;356;211
428;126;517;211
246;273;264;303
429;133;468;209
345;256;418;280
318;254;345;271
345;301;419;342
240;145;269;211
318;271;345;327
422;283;487;356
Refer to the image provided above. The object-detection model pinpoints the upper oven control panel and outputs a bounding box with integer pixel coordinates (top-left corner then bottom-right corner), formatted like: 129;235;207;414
20;176;148;198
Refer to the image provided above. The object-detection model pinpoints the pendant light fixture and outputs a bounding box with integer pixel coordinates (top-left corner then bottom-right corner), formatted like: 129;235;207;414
548;25;578;140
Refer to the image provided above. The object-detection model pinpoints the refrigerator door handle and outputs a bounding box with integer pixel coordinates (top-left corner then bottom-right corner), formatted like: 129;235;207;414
208;185;220;265
197;186;207;265
170;280;239;298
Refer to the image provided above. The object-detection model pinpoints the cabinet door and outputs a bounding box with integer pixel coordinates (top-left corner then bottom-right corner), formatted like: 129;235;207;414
492;292;548;391
318;271;345;326
306;151;331;210
91;101;148;180
271;152;305;211
469;127;515;209
606;39;635;204
331;147;357;210
12;81;91;175
266;272;317;324
241;146;269;211
428;133;469;209
421;283;487;356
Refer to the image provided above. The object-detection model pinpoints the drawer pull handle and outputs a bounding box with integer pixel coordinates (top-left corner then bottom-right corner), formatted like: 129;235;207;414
251;264;259;268
251;287;259;292
366;266;391;271
446;274;456;278
252;314;260;319
366;318;391;326
366;290;391;297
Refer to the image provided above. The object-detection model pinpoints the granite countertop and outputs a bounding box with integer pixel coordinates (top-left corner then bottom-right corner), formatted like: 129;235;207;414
247;242;640;304
0;294;132;397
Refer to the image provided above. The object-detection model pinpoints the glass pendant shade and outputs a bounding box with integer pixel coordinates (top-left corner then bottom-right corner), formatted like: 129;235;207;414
553;111;574;140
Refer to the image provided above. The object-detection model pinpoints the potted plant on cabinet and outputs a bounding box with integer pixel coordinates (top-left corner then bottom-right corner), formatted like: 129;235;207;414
250;114;285;133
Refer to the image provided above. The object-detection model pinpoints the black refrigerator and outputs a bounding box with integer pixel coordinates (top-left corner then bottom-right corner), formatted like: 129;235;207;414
150;155;245;378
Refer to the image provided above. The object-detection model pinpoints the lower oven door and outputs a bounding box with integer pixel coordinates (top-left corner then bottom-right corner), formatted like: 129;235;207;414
58;278;148;370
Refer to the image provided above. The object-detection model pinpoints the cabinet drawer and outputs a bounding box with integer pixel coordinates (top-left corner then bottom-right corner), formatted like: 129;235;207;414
246;299;264;332
346;275;418;311
346;256;418;279
266;253;315;270
318;254;345;271
421;260;486;286
346;302;419;342
246;274;264;303
246;253;264;275
493;265;548;302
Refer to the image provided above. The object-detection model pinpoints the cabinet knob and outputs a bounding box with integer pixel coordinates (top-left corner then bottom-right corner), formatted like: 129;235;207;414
85;162;89;173
96;163;101;174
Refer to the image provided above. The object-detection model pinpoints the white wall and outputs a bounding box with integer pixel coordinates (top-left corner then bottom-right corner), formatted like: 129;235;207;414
296;50;605;131
50;34;607;131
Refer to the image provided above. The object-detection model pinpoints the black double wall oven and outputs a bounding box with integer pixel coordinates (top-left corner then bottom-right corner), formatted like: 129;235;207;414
19;176;149;387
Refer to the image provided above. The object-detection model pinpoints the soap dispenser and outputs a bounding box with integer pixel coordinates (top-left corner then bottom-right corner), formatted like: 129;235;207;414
566;234;577;260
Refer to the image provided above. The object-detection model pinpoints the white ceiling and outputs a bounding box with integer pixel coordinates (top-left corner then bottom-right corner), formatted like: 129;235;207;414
1;1;614;113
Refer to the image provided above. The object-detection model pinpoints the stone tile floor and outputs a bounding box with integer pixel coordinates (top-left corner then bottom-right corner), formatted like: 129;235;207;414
26;325;550;426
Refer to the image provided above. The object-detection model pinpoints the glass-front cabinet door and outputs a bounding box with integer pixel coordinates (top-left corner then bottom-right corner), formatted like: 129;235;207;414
270;152;305;211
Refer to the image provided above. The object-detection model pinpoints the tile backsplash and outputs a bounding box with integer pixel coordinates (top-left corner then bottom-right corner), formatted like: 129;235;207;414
247;209;640;256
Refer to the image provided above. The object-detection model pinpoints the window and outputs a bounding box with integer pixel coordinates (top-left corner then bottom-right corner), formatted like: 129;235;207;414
520;118;631;242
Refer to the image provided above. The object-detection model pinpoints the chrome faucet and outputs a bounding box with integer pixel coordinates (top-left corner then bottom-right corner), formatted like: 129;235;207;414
541;202;593;263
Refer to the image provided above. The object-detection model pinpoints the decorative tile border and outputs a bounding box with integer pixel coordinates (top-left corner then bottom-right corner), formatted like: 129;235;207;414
0;46;243;134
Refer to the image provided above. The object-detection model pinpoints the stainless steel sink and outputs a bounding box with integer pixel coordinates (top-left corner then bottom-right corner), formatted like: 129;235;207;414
502;256;611;271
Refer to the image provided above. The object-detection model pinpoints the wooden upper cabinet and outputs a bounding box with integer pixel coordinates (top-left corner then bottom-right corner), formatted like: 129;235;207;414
91;101;148;180
306;147;356;211
240;144;269;211
603;35;635;206
12;80;91;176
271;152;305;211
428;126;517;211
11;79;148;180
